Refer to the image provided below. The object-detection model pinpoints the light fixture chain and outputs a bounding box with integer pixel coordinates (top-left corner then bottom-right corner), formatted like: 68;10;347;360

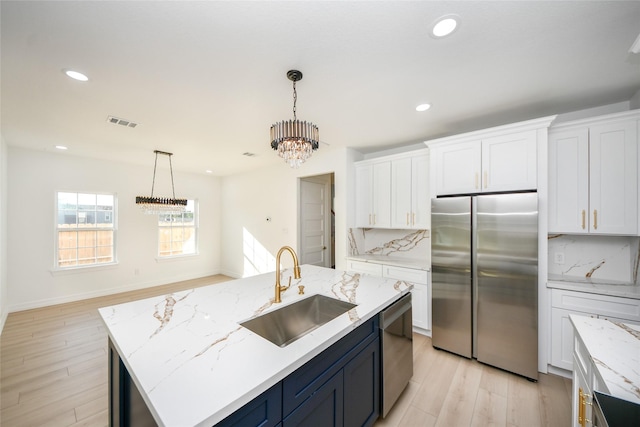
292;80;297;121
168;154;177;200
150;151;159;198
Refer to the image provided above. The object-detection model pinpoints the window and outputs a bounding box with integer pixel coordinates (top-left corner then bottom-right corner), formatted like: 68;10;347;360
57;192;116;268
158;200;197;257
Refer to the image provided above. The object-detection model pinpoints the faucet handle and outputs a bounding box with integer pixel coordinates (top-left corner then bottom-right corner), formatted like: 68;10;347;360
298;285;305;295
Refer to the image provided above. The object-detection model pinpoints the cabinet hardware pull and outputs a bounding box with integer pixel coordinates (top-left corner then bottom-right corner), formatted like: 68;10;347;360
593;210;597;230
578;388;584;427
373;214;376;225
581;210;586;229
412;212;416;225
406;213;409;225
369;214;372;225
475;173;479;189
484;171;488;189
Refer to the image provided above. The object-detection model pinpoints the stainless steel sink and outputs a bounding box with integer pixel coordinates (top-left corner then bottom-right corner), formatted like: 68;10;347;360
240;294;357;347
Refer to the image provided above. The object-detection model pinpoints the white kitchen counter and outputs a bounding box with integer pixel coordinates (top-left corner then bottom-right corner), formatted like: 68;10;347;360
347;254;430;271
570;315;640;404
548;275;640;300
98;265;411;427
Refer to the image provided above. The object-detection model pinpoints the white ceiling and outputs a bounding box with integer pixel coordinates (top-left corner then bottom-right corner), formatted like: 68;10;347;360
2;1;639;176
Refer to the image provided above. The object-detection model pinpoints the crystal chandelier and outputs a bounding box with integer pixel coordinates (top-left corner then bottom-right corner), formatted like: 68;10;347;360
270;70;319;168
135;150;187;214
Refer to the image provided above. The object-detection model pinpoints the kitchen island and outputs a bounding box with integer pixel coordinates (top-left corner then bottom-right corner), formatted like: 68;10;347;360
570;315;640;427
99;264;412;426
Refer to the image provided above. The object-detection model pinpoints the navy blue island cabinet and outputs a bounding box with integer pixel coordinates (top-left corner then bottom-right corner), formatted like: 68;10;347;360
109;315;380;427
218;316;380;427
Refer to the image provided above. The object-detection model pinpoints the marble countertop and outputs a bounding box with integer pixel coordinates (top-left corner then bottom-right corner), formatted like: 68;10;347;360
98;265;411;427
347;254;431;271
548;274;640;300
570;315;640;404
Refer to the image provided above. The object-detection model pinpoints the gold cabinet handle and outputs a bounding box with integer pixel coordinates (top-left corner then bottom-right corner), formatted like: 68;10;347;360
412;212;416;225
475;172;479;189
578;388;584;427
373;214;376;225
484;171;488;189
581;210;586;230
406;213;410;226
593;210;597;230
369;214;372;225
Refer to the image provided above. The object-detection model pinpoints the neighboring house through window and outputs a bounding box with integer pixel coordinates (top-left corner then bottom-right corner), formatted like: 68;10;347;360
158;200;197;257
56;192;116;268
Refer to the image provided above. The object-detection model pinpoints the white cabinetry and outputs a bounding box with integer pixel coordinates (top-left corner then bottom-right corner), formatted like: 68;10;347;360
549;288;640;371
355;162;391;228
572;333;592;427
355;149;429;230
427;116;554;196
390;153;430;229
347;260;430;333
549;111;639;235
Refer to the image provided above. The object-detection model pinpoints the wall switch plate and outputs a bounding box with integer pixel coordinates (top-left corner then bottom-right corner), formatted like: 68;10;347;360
554;252;565;265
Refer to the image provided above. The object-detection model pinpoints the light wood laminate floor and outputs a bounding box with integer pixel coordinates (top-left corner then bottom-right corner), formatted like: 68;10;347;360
1;276;571;426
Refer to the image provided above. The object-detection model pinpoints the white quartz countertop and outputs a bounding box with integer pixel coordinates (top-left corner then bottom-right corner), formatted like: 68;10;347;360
347;254;430;271
570;315;640;404
548;275;640;300
98;265;411;427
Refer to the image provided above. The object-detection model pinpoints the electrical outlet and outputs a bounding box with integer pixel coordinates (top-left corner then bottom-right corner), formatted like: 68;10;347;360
554;253;565;265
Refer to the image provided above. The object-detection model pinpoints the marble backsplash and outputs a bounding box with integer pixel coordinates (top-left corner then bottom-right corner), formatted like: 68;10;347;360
348;228;430;259
548;234;640;284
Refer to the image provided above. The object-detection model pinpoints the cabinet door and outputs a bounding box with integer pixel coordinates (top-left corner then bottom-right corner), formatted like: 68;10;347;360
217;383;282;427
589;120;638;235
482;130;537;192
572;355;591;427
550;308;593;371
433;141;481;195
344;338;380;427
372;162;391;228
355;164;373;227
548;128;590;233
391;157;413;228
411;154;430;229
411;283;428;331
283;371;344;427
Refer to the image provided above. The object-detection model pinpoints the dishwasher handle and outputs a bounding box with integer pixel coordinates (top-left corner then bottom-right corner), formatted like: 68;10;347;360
380;293;412;330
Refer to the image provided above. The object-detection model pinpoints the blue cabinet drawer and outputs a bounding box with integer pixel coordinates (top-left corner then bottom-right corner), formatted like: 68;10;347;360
282;316;378;416
216;382;282;427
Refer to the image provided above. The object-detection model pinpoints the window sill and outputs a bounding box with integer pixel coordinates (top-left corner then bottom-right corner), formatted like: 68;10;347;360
50;262;119;276
155;253;199;263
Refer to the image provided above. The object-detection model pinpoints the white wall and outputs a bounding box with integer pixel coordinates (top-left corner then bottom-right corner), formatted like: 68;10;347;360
220;147;352;279
7;147;222;311
0;137;8;331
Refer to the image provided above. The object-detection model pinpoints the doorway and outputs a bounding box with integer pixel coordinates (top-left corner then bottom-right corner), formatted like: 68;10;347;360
298;173;335;268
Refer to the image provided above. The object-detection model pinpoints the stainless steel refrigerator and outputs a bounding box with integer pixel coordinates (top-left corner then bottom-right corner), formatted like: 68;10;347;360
431;192;538;380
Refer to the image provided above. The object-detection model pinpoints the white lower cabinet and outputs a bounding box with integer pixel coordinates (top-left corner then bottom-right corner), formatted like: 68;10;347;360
550;288;640;371
571;336;592;427
347;260;430;333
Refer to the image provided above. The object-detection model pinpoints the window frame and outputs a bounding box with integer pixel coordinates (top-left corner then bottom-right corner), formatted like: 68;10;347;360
156;199;199;259
55;191;118;270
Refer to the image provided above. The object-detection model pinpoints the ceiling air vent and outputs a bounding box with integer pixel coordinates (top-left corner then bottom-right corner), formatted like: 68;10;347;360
243;152;256;157
107;115;138;128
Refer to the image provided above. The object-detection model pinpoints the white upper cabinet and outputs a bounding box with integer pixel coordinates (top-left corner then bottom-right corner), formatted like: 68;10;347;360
390;153;430;229
355;149;429;230
355;161;391;228
428;116;554;196
549;111;639;235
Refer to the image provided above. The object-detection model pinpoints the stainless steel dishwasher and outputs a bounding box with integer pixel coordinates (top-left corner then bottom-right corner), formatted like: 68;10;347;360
379;292;413;418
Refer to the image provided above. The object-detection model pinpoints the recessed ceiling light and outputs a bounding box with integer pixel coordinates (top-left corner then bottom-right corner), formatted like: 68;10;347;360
205;170;213;174
416;103;431;112
431;15;459;38
63;69;89;81
55;145;68;150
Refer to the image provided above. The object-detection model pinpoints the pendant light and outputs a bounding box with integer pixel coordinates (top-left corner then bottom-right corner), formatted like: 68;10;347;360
270;70;319;168
135;150;187;214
